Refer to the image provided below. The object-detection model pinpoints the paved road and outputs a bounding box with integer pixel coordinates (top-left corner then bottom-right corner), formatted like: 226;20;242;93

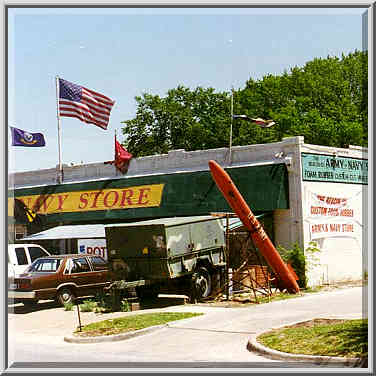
7;287;365;372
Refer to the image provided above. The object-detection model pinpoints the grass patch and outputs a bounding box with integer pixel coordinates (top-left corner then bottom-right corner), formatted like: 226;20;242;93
302;286;324;293
258;318;368;358
256;292;301;304
74;312;203;337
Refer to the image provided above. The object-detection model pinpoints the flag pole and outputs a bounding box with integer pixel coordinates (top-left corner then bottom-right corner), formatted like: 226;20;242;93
115;128;117;162
228;88;234;165
114;129;117;175
55;76;63;183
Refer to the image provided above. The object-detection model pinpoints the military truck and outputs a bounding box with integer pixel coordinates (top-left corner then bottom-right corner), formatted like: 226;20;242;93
105;216;226;300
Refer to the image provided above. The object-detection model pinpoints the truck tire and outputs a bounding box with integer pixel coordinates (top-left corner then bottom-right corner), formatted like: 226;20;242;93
57;287;75;306
194;267;212;299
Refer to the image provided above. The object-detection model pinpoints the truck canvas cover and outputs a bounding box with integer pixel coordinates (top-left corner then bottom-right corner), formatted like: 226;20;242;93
105;216;226;280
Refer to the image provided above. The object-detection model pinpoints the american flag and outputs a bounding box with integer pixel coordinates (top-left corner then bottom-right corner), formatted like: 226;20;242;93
58;78;115;130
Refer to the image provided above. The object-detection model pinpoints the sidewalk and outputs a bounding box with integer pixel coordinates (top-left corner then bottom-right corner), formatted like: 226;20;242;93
8;286;366;366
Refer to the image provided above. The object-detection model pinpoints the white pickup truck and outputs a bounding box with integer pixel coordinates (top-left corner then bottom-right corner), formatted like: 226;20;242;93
8;244;51;287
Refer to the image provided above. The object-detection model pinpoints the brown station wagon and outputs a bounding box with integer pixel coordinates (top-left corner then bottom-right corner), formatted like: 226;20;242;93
8;254;110;306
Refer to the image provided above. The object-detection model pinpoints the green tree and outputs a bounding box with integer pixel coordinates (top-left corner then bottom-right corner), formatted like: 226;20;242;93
121;50;367;156
121;86;230;156
236;50;367;147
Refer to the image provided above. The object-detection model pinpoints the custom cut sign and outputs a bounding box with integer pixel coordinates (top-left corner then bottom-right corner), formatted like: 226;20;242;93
304;188;362;241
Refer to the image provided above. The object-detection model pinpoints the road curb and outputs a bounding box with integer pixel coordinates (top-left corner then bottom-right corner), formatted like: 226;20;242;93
247;320;365;367
64;324;166;344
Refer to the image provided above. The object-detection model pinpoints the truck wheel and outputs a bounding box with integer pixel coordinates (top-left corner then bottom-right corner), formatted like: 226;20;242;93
194;267;212;299
57;288;75;306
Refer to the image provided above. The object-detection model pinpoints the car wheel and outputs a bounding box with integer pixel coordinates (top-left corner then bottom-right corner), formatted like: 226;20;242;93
57;288;75;306
21;299;38;307
194;267;212;300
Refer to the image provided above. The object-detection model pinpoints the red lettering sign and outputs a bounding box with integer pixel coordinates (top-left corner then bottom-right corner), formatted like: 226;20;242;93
103;191;119;208
78;193;89;209
90;191;104;208
57;194;69;210
137;188;151;205
120;189;134;206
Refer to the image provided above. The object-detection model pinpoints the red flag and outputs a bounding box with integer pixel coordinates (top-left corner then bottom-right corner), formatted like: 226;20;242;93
114;136;132;173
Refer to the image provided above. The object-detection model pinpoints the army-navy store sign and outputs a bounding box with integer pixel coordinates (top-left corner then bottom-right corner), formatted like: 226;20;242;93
302;153;368;184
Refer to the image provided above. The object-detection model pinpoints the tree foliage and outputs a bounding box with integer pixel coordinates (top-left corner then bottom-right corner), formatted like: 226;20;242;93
121;50;367;156
121;86;230;157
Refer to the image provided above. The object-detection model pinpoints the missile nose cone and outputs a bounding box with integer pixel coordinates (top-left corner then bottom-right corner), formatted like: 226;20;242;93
208;160;217;169
208;160;222;180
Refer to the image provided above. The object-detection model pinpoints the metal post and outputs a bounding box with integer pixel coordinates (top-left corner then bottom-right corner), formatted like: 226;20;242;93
55;76;63;184
226;214;230;301
76;299;82;332
228;88;234;165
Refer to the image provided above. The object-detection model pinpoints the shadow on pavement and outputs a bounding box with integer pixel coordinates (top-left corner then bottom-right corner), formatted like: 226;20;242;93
8;296;188;315
8;300;60;314
140;297;188;310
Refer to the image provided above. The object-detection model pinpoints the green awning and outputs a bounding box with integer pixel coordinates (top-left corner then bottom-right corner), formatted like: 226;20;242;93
12;163;289;225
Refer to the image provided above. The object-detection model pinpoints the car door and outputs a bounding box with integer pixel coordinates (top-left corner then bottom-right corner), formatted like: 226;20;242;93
66;256;94;297
88;256;110;288
11;246;30;275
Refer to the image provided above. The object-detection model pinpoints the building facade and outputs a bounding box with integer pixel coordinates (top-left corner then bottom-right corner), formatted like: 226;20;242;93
8;136;368;286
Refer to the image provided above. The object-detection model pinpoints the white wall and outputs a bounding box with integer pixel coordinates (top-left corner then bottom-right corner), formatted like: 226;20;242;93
302;181;366;286
273;137;304;248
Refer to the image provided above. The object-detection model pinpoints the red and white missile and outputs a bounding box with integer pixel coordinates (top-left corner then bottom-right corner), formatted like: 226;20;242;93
209;160;300;294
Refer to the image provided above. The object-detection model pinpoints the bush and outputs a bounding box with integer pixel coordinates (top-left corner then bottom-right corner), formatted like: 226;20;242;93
120;298;130;312
94;290;114;313
363;270;368;282
79;300;98;312
78;291;133;313
63;302;74;311
277;241;321;289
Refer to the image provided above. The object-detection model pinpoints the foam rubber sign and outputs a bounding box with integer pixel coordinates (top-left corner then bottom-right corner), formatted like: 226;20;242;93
78;239;107;260
304;188;363;242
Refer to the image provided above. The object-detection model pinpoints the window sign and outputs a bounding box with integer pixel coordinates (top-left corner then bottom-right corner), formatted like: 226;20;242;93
78;239;107;260
302;153;367;184
304;188;362;241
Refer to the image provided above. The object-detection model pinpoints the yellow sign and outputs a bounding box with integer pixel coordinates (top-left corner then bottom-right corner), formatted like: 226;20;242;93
8;199;14;217
9;184;165;215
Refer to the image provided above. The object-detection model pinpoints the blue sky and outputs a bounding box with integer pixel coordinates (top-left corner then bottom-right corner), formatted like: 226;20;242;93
7;7;366;173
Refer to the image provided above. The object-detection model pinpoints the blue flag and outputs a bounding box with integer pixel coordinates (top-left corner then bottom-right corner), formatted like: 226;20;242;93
10;127;46;147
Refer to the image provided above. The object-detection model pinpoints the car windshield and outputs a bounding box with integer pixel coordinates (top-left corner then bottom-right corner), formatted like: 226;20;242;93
28;258;62;272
